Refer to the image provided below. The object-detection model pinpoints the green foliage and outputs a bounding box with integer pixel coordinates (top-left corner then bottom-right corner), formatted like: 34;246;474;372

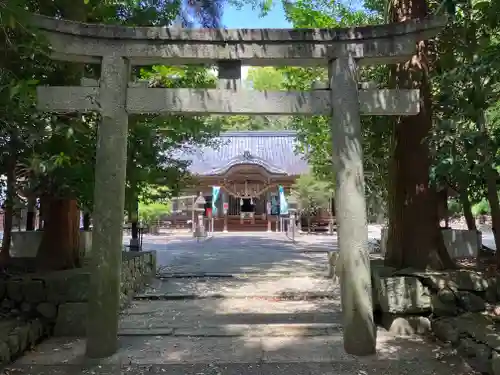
276;0;389;206
125;64;221;209
472;199;490;216
138;202;171;225
429;0;500;214
447;198;463;217
291;174;333;214
0;0;226;218
207;67;291;131
205;115;290;131
246;67;285;90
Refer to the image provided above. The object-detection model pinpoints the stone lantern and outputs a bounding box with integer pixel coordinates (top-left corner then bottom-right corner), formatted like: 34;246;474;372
287;194;298;215
287;194;299;237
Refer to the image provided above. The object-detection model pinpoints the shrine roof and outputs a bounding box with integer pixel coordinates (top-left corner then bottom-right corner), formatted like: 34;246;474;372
178;130;309;176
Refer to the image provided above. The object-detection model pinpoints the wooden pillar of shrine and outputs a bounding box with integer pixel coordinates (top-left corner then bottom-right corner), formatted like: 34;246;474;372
266;191;272;232
239;197;244;225
251;198;255;225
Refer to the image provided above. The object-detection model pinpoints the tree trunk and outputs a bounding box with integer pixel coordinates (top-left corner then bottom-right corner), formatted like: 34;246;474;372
131;199;139;240
38;197;46;230
484;169;500;266
83;212;91;231
385;0;455;270
34;0;88;270
131;221;139;239
127;193;140;250
437;189;449;228
0;154;16;263
26;196;36;231
459;188;476;231
36;198;80;270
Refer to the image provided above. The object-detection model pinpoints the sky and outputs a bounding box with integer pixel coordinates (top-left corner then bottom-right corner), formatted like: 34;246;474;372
221;4;292;80
221;4;292;29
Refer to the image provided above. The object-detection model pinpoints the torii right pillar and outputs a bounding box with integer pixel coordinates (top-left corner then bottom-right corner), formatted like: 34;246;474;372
329;55;376;356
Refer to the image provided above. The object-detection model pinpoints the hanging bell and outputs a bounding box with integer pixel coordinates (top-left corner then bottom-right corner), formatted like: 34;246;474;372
250;198;254;205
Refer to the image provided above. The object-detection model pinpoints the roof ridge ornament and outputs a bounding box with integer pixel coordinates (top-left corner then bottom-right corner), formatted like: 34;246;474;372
243;150;252;160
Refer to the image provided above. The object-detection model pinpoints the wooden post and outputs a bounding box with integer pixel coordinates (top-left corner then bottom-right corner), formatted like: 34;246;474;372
266;192;272;232
223;191;228;232
191;196;195;232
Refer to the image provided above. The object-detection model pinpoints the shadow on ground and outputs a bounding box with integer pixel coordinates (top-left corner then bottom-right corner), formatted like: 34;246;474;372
6;233;479;375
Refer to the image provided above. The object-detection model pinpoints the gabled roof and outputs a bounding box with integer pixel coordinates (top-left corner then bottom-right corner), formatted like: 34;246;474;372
177;130;309;176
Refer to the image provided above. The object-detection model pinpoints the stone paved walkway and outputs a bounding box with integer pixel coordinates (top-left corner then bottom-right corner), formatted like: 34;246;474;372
6;232;477;374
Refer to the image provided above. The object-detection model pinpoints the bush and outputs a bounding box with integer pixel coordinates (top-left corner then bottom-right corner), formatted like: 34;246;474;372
138;202;171;226
472;199;490;216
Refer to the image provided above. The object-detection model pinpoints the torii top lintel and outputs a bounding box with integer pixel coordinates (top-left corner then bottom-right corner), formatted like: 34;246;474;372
32;14;447;67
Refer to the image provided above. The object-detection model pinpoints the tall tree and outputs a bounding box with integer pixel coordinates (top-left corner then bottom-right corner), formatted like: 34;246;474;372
384;0;455;269
0;0;226;268
429;0;500;261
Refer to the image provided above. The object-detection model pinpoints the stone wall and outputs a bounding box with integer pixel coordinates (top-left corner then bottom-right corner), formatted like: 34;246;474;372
371;259;500;374
0;251;156;364
380;227;481;259
10;230;94;258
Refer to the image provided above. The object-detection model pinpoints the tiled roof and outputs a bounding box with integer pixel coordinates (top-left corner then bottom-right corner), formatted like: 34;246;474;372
177;130;309;176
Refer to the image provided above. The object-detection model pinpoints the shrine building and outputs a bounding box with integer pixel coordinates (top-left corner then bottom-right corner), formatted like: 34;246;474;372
172;130;311;232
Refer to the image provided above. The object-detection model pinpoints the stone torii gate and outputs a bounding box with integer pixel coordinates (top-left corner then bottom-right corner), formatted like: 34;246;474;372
33;14;446;358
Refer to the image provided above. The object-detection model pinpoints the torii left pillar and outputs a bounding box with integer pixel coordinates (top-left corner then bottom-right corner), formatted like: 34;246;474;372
329;55;376;356
86;55;130;358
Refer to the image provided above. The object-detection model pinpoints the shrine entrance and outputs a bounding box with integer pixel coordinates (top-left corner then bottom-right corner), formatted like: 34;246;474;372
195;162;293;232
240;199;254;213
32;13;446;358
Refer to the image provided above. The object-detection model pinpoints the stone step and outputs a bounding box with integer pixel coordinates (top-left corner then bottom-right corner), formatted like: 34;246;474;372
155;273;331;279
120;310;340;327
133;291;337;301
118;323;342;337
139;276;338;300
120;299;341;328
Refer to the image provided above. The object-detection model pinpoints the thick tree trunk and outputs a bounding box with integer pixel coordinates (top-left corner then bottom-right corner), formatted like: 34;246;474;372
0;154;16;263
36;198;80;270
131;221;139;239
459;188;476;231
385;0;455;270
26;196;36;231
34;0;88;270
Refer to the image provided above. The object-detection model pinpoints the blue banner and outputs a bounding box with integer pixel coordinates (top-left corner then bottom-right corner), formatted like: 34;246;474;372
279;185;288;215
212;186;221;215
